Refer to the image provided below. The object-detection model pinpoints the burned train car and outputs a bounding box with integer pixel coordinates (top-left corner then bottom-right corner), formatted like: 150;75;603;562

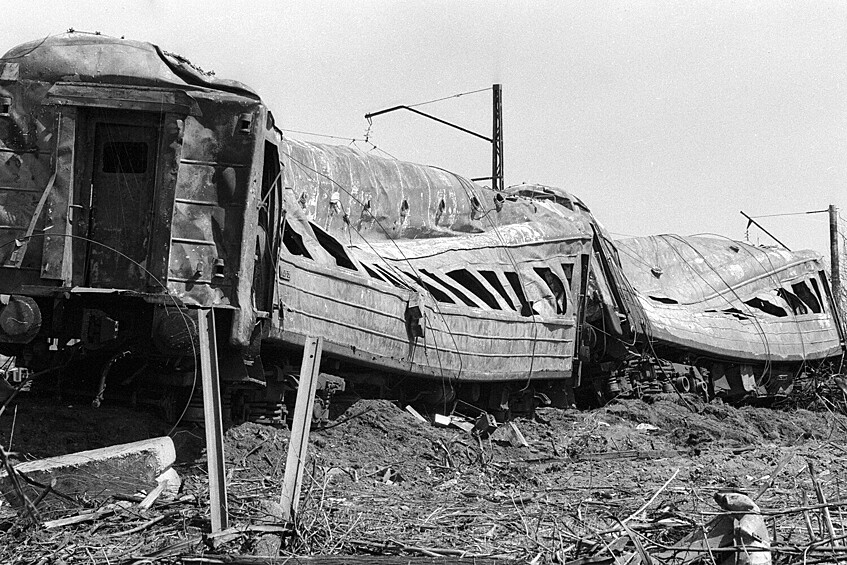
0;32;596;418
613;234;844;398
0;33;272;406
0;32;842;421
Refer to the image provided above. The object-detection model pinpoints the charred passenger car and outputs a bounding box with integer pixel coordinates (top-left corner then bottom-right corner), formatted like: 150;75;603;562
0;33;842;421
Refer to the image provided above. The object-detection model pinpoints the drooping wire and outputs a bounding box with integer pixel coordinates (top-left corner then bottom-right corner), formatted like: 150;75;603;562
282;128;399;161
0;233;199;436
0;32;54;60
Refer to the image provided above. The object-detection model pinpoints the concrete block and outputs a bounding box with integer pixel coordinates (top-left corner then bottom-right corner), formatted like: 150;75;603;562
1;436;178;516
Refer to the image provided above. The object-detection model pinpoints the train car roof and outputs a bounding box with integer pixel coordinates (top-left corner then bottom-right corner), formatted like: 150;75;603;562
616;235;823;305
0;31;258;98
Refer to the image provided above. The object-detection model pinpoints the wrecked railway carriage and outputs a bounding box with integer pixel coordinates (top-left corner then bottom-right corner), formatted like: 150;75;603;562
0;33;842;421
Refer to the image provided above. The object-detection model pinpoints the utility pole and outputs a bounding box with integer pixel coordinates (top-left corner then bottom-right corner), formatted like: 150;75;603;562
491;84;503;192
830;204;841;302
365;84;504;191
744;205;843;314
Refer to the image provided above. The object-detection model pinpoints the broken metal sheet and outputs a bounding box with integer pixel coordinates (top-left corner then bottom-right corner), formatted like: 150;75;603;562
615;235;843;361
274;159;594;383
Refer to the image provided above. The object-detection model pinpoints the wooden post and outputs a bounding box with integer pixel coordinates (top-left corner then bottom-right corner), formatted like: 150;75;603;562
809;462;838;547
198;307;229;532
280;336;323;521
830;204;841;303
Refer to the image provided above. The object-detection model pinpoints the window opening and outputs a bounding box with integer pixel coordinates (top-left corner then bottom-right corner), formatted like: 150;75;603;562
260;141;280;240
777;288;808;315
362;263;387;282
446;270;501;310
811;276;825;309
434;198;446;225
102;141;148;173
282;221;312;259
504;271;536;317
420;269;477;308
479;270;515;310
398;270;455;304
791;281;822;313
310;223;358;271
375;265;413;290
561;263;575;288
494;192;505;212
419;281;455;304
470;195;482;219
722;308;749;320
744;297;788;317
534;267;567;315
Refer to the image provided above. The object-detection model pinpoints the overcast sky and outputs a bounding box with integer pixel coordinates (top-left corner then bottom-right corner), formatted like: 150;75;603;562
3;1;845;257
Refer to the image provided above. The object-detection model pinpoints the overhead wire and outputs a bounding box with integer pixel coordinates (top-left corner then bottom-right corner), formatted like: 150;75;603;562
406;87;491;109
281;128;399;161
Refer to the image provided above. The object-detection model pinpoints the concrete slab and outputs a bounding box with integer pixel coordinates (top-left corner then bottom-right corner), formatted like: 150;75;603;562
0;436;179;516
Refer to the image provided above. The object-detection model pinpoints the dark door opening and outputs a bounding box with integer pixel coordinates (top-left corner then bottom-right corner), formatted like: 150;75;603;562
86;123;158;288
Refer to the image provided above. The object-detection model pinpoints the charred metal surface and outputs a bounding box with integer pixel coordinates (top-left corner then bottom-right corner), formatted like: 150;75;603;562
616;235;843;362
273;188;590;381
0;32;262;358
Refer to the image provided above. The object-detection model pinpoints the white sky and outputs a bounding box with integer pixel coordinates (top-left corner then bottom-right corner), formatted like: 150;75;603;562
3;1;845;257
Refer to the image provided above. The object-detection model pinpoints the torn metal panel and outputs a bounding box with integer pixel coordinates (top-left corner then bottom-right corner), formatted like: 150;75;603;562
616;235;843;361
274;175;593;382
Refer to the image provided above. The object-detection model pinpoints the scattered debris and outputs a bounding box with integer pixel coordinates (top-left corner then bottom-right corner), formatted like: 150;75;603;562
404;405;428;423
636;422;660;431
474;412;498;437
3;396;847;562
449;415;475;433
433;413;451;427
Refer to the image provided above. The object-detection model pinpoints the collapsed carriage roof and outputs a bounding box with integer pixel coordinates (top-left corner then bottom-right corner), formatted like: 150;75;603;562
616;234;823;304
1;31;258;98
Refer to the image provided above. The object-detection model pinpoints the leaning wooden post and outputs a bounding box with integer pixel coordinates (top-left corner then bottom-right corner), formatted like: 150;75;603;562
280;336;323;521
197;307;229;532
809;462;838;547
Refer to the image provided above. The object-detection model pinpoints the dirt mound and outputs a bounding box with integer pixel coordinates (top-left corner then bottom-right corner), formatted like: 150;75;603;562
224;421;290;478
310;399;446;486
602;396;847;449
219;400;449;488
